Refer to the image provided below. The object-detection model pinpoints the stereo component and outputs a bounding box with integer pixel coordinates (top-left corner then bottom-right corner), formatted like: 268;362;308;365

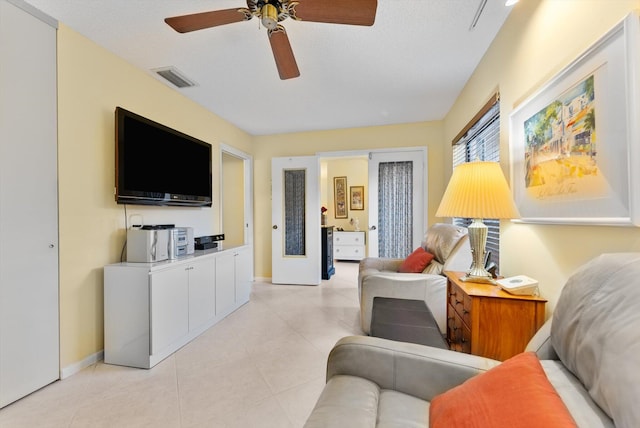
169;227;194;259
194;234;225;250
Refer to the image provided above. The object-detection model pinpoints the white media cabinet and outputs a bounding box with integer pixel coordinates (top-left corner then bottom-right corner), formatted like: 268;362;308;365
104;245;251;369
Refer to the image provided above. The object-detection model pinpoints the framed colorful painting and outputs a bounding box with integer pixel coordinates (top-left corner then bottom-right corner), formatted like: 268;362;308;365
509;13;640;226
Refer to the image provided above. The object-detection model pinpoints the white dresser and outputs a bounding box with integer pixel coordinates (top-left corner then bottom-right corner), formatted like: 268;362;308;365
333;231;366;261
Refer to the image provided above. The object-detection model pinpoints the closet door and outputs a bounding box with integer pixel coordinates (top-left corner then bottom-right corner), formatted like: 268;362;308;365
0;0;59;408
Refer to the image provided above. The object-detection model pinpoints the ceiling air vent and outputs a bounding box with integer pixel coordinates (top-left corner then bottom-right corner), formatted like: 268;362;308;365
153;66;198;88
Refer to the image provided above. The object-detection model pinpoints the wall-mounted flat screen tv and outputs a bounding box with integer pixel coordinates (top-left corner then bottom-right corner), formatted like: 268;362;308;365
115;107;212;207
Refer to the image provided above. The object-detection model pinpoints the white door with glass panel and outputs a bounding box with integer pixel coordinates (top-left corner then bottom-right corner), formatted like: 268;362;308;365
271;156;321;285
367;150;426;258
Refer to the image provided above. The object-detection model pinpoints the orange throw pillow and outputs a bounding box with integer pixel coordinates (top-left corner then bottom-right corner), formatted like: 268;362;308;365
398;247;435;273
430;352;577;428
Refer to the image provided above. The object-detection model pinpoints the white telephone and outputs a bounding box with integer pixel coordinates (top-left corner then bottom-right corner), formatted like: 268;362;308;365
496;275;539;296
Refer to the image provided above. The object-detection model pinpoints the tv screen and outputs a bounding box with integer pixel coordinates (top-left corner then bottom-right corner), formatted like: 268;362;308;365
115;107;212;207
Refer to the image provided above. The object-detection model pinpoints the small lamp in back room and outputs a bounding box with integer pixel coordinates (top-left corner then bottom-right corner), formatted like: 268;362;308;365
435;161;520;283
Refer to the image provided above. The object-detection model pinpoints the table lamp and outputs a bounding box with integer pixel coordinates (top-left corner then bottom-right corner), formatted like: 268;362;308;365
436;161;520;283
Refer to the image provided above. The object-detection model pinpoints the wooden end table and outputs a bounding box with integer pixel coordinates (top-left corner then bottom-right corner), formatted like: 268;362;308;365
445;271;547;361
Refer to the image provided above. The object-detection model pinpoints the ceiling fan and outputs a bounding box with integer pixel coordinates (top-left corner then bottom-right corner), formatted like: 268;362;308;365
164;0;378;80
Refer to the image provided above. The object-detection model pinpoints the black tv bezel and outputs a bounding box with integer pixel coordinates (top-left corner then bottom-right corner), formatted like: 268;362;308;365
115;107;213;207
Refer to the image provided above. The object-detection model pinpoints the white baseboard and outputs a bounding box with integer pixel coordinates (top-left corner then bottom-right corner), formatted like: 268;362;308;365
60;349;104;379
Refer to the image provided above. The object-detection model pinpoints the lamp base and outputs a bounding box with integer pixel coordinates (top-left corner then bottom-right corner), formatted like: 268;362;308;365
461;273;496;285
465;218;497;285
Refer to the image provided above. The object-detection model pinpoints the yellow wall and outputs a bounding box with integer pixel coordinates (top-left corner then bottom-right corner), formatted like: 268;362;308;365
56;24;252;369
252;122;445;278
322;157;368;232
443;0;640;313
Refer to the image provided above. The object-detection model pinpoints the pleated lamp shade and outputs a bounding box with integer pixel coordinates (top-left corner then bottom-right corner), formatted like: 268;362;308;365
436;161;520;220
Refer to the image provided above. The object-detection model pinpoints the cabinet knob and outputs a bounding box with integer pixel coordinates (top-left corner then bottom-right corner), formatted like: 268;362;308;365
49;244;55;248
272;225;278;230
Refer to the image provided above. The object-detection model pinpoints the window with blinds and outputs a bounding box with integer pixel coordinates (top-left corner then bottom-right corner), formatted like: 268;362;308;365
452;98;502;272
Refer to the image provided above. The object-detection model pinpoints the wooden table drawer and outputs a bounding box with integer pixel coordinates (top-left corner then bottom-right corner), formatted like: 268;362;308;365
448;282;472;325
447;308;471;354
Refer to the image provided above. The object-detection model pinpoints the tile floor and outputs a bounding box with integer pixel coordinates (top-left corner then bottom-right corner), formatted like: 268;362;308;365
0;261;364;428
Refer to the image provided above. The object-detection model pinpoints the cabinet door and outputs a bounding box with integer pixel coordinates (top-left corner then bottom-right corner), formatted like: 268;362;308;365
235;247;252;304
215;252;236;317
150;267;189;355
188;258;216;331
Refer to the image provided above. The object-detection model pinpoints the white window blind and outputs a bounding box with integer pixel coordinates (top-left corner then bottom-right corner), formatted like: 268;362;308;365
452;99;502;272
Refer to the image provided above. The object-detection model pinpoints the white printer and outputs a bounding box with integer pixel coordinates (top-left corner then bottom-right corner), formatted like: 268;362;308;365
126;225;194;262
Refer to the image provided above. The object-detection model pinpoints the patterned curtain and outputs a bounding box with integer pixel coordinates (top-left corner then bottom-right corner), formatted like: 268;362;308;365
284;169;305;256
378;161;413;258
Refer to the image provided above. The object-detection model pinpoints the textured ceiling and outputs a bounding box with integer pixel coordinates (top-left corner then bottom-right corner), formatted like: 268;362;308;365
23;0;513;136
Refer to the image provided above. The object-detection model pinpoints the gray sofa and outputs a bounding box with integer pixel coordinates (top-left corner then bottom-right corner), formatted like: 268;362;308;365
358;223;471;334
305;253;640;427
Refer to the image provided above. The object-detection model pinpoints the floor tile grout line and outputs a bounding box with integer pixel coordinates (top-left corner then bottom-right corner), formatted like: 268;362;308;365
0;261;361;427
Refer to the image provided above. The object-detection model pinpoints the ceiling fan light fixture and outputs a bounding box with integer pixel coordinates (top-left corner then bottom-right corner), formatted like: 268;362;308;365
261;4;279;30
165;0;378;80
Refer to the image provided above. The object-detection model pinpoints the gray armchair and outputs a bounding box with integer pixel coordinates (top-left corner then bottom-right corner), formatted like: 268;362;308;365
358;223;471;334
305;253;640;427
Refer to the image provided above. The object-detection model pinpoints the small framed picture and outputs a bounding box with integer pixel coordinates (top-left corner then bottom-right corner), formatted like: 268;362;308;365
350;186;364;210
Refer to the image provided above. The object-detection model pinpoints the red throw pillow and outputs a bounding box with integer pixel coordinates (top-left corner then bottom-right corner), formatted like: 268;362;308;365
398;247;435;273
430;352;577;428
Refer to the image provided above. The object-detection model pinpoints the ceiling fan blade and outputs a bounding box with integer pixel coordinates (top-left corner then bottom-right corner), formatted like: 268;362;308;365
165;8;251;33
290;0;377;26
268;26;300;80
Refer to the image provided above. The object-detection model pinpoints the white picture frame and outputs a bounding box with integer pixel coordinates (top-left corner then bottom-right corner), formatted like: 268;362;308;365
509;12;640;226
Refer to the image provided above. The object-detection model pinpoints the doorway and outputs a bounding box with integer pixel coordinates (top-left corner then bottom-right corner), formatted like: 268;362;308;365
220;144;253;247
319;148;427;259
